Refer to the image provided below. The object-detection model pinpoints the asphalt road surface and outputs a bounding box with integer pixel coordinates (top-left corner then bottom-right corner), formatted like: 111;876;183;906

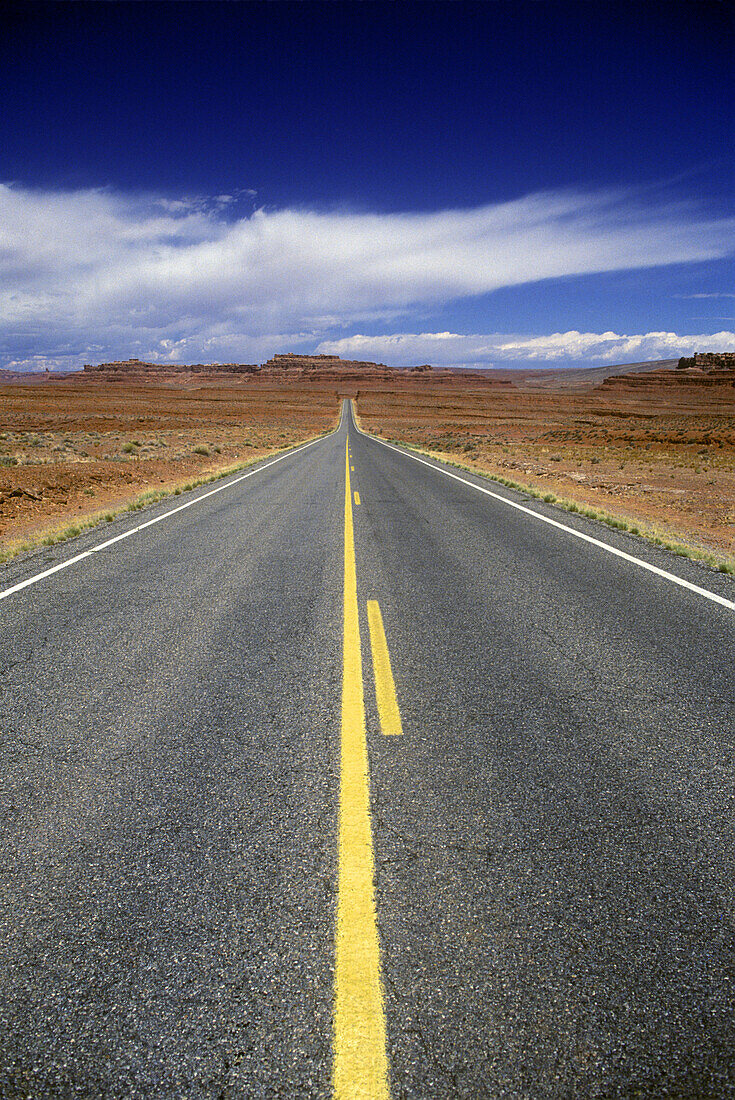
0;400;733;1098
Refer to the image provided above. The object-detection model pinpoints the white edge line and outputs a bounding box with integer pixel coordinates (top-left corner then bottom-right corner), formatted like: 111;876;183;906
0;433;329;604
349;401;735;613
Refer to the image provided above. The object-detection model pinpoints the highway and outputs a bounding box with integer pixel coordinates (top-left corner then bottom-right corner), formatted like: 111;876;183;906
0;399;733;1097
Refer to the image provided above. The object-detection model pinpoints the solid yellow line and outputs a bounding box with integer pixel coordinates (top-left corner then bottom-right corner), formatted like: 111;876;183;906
354;491;361;505
334;442;389;1099
367;602;403;736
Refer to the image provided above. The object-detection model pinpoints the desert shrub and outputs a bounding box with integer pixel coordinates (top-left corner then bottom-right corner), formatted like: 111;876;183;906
193;445;210;456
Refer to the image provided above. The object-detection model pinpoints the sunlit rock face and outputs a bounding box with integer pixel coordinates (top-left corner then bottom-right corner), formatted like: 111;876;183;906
83;359;260;375
677;352;735;372
76;354;515;386
261;354;392;372
602;352;735;391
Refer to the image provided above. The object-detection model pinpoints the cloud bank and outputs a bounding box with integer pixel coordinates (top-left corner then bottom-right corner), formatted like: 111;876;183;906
317;330;735;368
1;182;734;369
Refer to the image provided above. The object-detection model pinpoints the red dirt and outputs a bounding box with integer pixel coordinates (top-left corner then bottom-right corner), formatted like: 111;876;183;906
0;380;339;551
2;366;733;566
356;379;735;563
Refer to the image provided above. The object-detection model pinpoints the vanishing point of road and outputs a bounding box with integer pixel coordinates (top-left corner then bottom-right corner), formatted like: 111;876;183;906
0;401;733;1097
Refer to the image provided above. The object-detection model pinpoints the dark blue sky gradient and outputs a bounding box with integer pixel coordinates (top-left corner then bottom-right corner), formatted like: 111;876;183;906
2;1;732;210
1;1;733;367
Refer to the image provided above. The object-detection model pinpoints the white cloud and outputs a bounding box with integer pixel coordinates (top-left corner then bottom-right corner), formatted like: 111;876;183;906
317;330;735;367
1;181;734;368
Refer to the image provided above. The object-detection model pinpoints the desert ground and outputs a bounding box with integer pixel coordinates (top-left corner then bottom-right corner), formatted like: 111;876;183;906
1;368;733;570
355;376;735;569
0;380;339;557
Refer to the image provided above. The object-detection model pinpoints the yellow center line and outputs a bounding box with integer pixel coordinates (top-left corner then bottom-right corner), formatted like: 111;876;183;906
354;491;361;506
366;602;403;736
334;441;390;1099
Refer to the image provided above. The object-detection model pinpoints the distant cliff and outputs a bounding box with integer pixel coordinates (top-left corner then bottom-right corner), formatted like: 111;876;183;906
600;352;735;391
677;352;735;371
83;359;259;377
261;353;393;374
74;354;511;386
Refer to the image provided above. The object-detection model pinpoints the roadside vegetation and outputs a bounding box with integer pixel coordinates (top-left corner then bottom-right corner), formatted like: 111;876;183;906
0;436;340;565
407;445;734;574
355;387;735;575
0;381;339;563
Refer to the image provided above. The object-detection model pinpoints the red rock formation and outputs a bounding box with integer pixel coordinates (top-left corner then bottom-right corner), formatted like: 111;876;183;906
600;356;735;392
83;359;259;375
72;354;513;387
677;352;735;371
261;353;393;372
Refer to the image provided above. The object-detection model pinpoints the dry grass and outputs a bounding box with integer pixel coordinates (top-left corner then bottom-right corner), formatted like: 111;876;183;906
356;382;735;572
3;374;733;574
0;379;339;559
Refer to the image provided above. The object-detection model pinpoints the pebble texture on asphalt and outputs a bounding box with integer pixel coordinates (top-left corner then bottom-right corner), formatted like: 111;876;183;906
352;409;735;1097
0;403;733;1096
0;437;343;1097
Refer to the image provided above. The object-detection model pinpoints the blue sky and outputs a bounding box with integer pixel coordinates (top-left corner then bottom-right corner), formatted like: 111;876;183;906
1;0;733;370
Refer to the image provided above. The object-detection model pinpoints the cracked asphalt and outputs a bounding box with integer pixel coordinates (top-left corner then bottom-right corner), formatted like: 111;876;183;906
0;401;733;1096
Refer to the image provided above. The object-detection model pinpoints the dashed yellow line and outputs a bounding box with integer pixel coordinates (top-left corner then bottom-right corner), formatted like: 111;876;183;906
354;491;361;506
334;441;389;1099
367;602;403;736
